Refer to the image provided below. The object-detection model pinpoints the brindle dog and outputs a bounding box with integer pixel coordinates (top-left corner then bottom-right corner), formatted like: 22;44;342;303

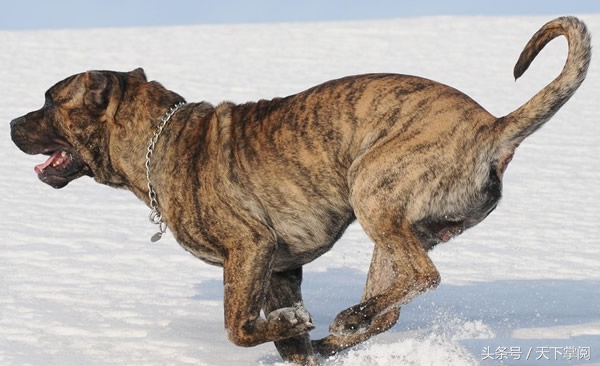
10;17;591;365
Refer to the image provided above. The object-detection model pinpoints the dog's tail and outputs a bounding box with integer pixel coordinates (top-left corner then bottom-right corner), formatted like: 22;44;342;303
497;16;591;151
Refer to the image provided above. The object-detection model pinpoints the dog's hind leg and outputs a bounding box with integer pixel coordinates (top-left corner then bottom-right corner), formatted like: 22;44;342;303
340;221;437;326
360;245;402;334
313;149;441;350
324;216;439;342
312;245;401;356
263;267;318;365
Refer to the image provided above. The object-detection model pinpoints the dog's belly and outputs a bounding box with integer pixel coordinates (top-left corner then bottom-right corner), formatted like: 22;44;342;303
270;210;355;271
166;196;355;271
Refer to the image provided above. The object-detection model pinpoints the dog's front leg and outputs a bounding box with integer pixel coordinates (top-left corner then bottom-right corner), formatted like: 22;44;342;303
263;268;318;365
223;242;315;348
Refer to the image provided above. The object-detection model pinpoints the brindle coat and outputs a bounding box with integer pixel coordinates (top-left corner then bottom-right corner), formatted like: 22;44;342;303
10;17;591;365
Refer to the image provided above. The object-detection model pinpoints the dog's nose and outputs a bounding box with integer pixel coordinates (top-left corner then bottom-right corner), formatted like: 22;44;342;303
10;117;22;130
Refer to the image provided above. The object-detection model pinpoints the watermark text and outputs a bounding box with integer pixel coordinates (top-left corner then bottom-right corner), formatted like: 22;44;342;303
481;346;591;361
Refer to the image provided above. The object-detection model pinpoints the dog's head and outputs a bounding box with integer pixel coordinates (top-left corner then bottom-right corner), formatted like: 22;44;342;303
10;68;182;189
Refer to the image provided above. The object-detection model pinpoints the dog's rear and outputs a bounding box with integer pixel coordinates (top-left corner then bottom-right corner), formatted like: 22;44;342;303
314;16;591;356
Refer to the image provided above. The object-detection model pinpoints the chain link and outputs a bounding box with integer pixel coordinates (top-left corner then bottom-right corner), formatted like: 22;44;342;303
145;102;186;241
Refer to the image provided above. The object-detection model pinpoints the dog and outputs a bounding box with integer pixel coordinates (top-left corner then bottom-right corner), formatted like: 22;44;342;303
10;16;590;365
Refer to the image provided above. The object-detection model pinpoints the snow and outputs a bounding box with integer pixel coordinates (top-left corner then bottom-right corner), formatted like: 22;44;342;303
1;14;599;365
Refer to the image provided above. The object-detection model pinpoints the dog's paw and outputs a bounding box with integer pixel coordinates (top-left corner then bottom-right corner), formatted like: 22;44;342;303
329;304;373;336
266;303;315;336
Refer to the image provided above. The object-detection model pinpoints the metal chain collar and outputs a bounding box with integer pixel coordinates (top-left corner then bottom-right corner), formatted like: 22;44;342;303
145;102;186;242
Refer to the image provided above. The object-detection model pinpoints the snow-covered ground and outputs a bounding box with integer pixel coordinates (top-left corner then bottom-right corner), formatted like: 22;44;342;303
1;14;599;366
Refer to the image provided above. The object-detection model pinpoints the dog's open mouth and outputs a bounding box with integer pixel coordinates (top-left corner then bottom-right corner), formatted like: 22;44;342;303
34;150;90;189
35;151;72;174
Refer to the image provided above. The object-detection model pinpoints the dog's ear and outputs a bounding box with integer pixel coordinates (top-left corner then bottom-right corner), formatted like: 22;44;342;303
130;67;147;82
83;71;111;112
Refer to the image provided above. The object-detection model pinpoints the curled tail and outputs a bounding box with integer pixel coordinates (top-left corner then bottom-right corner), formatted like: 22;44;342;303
499;16;591;146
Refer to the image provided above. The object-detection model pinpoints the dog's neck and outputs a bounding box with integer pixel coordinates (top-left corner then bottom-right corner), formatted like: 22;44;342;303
144;102;187;241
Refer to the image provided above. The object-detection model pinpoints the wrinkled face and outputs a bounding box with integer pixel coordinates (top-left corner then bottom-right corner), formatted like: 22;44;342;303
10;69;146;188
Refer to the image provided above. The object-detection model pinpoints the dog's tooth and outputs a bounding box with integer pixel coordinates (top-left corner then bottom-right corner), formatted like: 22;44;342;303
61;151;67;157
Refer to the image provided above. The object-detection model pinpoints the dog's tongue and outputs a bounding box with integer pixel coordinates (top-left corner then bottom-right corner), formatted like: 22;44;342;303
34;151;65;174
